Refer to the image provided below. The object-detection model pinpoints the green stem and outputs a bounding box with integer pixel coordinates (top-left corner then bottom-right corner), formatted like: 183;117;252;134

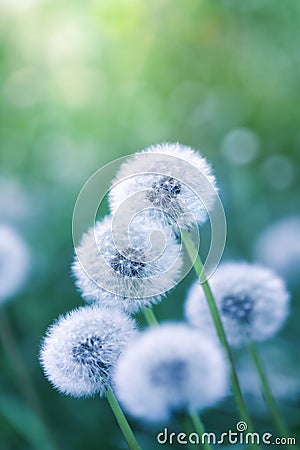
179;414;195;450
0;310;59;450
142;307;159;326
105;389;141;450
0;312;40;409
188;410;213;450
249;342;291;439
143;309;213;449
181;230;255;439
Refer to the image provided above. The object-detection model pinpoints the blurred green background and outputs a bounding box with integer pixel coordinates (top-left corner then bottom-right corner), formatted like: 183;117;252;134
0;0;299;449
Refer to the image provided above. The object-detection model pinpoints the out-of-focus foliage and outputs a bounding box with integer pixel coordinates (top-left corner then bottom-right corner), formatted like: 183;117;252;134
0;0;299;449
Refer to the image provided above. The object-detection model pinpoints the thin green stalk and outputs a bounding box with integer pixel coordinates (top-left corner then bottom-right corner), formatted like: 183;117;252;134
249;342;292;440
105;388;141;450
179;414;195;450
188;410;213;450
181;229;255;437
143;307;159;326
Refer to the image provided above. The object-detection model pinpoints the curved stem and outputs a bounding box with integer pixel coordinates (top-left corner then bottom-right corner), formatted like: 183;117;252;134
105;389;141;450
249;342;292;442
181;229;256;442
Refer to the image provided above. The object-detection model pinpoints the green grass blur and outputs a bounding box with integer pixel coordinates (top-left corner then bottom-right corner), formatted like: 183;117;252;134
0;0;299;449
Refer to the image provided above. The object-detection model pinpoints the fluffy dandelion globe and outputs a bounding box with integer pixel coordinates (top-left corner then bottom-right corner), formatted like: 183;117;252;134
114;323;228;423
0;224;30;305
253;216;300;285
72;214;182;314
185;262;290;347
40;305;137;398
109;142;218;230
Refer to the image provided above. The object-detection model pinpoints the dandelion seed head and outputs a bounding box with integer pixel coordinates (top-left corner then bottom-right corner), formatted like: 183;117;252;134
114;324;228;423
40;305;137;398
0;224;30;305
185;262;290;347
221;128;259;166
109;142;218;230
109;246;146;278
146;175;182;210
72;214;182;313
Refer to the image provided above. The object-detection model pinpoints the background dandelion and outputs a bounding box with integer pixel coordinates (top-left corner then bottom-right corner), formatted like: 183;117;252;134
114;323;228;423
1;0;300;448
185;261;293;437
109;142;218;230
40;305;137;397
253;216;300;286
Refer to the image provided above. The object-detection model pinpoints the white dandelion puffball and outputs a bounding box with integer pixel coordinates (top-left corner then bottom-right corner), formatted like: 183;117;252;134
109;142;218;230
0;224;30;305
185;262;290;347
40;305;137;398
72;214;182;314
253;216;300;284
221;128;259;166
114;323;228;423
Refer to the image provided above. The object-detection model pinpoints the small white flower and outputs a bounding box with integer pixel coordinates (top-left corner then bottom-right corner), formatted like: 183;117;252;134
0;224;30;305
72;214;182;313
114;323;228;423
109;142;218;230
185;262;290;347
253;216;300;285
40;305;137;398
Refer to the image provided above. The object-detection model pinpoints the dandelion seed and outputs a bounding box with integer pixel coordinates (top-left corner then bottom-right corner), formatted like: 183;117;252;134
185;262;290;347
254;216;300;285
114;323;228;423
109;142;218;230
40;305;137;398
0;224;30;305
72;215;182;313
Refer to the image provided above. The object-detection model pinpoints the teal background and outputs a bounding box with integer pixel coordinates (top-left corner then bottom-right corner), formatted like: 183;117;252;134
0;1;299;449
